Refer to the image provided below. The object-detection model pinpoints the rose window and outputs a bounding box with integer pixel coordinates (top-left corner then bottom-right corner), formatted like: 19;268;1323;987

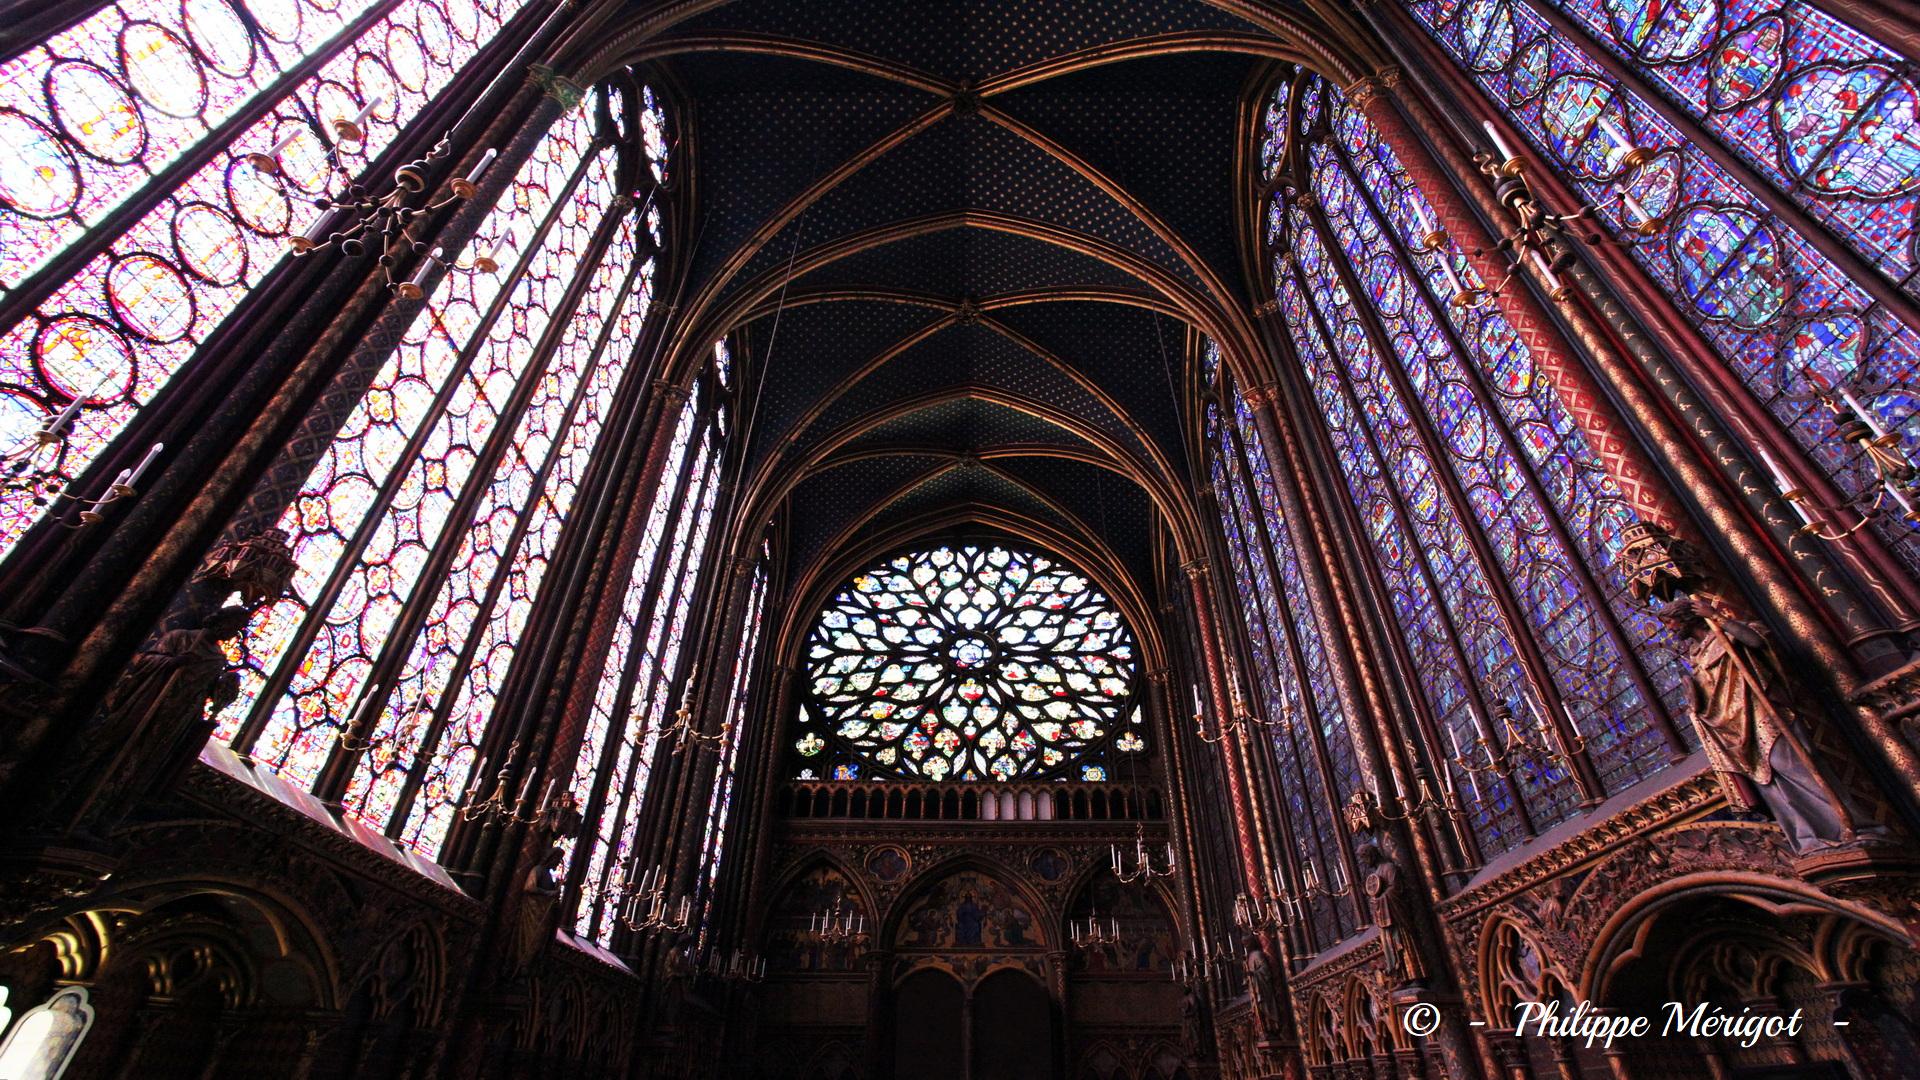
795;542;1138;781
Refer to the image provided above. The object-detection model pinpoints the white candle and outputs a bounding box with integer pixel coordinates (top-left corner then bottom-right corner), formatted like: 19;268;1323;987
1468;703;1497;748
1622;192;1652;225
1529;250;1566;296
298;207;342;247
404;249;437;295
45;395;84;435
1839;388;1890;439
1413;199;1437;237
349;96;383;130
1192;683;1204;715
1562;703;1586;740
1757;449;1819;527
1888;481;1917;517
1483;120;1519;162
125;442;163;487
1597;115;1634;157
464;147;498;185
346;683;381;725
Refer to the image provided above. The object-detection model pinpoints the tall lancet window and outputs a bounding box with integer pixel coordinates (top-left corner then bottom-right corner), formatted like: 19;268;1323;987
213;84;672;862
695;546;772;933
0;0;534;559
1203;342;1358;946
1247;71;1689;865
1409;0;1920;571
566;342;731;948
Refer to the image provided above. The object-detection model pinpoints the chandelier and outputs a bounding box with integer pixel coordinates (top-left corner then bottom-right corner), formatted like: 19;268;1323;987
247;90;503;298
808;901;866;944
1413;117;1667;309
1110;821;1176;883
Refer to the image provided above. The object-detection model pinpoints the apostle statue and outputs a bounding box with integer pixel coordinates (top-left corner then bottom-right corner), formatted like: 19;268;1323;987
1657;597;1862;851
1357;839;1426;987
512;791;583;974
1242;935;1280;1035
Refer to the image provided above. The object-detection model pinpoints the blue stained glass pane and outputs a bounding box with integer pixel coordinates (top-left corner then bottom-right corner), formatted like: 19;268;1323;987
1410;0;1920;579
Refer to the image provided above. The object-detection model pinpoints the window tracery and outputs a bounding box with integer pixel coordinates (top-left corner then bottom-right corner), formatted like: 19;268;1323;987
794;542;1138;783
197;84;682;875
1410;0;1920;572
1215;72;1696;932
0;0;532;560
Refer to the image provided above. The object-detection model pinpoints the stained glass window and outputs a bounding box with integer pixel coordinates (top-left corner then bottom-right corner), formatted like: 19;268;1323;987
205;84;677;870
1235;72;1690;878
795;542;1137;783
568;366;731;948
1203;365;1355;946
1409;0;1920;574
1;0;533;563
696;550;772;934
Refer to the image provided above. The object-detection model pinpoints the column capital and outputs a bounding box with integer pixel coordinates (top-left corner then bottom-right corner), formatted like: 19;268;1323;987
652;379;692;404
1180;557;1211;580
527;64;587;109
1240;382;1283;411
1343;68;1402;109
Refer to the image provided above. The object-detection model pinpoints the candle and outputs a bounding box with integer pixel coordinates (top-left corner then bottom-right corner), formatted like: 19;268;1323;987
1622;192;1652;224
349;96;383;131
1529;250;1567;298
400;249;438;299
346;683;381;726
124;442;163;488
1446;722;1464;762
1889;481;1917;518
45;395;84;436
1468;702;1497;748
1839;388;1890;439
1191;683;1203;715
294;207;343;251
1562;703;1586;740
1596;115;1634;157
464;147;498;185
1413;199;1437;237
1483;120;1519;162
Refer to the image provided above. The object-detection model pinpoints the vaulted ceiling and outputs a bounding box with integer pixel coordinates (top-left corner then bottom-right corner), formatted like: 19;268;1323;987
602;0;1375;611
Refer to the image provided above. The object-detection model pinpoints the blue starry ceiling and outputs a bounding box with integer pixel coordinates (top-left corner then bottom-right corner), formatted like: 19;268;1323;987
636;0;1283;590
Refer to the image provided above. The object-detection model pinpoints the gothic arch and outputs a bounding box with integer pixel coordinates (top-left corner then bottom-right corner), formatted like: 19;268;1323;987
1581;871;1916;1002
882;853;1056;958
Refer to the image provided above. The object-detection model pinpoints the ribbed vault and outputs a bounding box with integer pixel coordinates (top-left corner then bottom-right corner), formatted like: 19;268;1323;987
581;0;1376;600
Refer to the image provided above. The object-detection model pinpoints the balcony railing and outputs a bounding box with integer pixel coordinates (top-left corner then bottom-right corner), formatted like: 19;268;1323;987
778;781;1164;822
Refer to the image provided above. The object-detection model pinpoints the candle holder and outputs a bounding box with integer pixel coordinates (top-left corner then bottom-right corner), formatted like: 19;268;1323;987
1761;384;1919;540
1412;116;1667;311
456;740;561;827
612;864;695;935
1071;903;1121;949
808;901;866;945
12;439;166;530
704;947;768;983
248;92;506;298
660;679;730;754
1449;699;1586;780
1111;820;1177;883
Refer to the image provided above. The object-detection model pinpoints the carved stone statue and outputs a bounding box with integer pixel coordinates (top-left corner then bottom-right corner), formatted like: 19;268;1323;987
190;528;296;607
101;607;251;779
1181;979;1213;1062
512;791;583;975
1357;839;1426;987
1242;935;1279;1035
1657;598;1861;851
